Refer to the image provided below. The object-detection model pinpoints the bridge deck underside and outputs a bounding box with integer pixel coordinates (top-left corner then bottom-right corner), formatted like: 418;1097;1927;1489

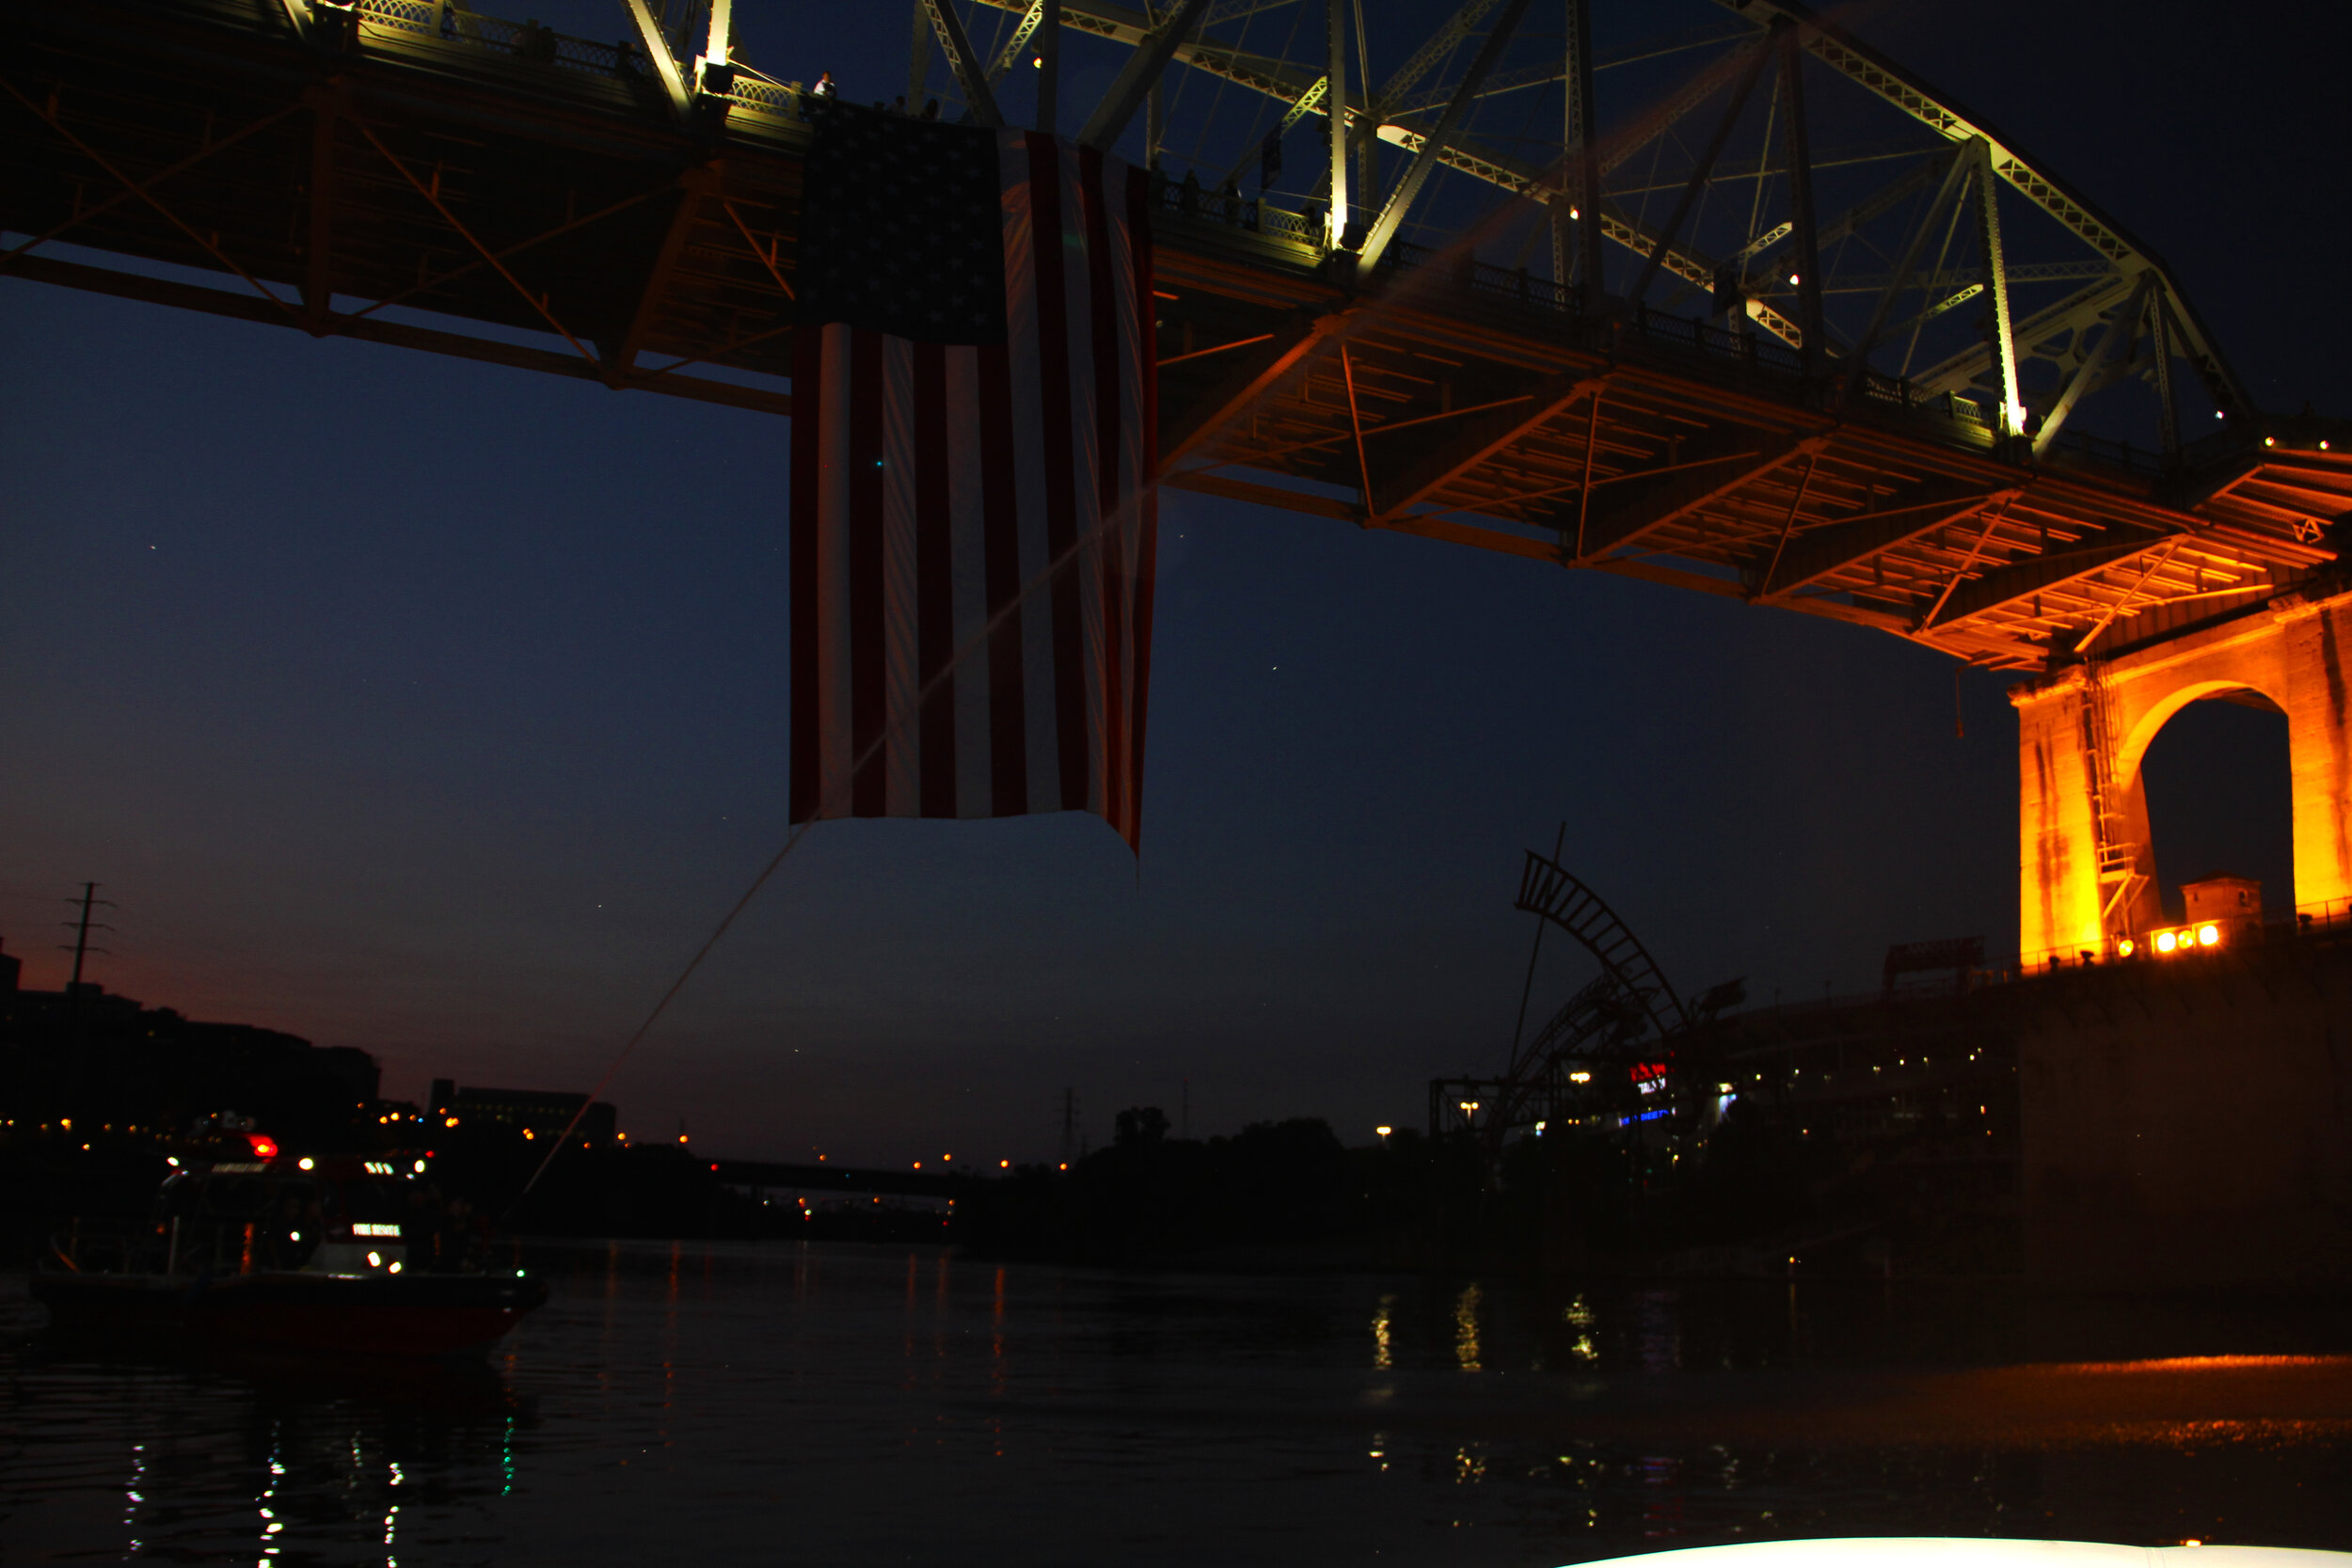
6;0;2346;673
1152;230;2344;670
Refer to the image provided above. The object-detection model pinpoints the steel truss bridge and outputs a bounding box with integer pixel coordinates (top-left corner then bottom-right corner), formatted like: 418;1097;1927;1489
7;0;2349;672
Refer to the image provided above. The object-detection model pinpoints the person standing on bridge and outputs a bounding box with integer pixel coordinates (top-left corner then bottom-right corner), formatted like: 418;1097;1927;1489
812;71;836;100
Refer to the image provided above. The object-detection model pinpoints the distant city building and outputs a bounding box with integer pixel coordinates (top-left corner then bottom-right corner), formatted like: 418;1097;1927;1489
428;1078;616;1142
0;935;379;1144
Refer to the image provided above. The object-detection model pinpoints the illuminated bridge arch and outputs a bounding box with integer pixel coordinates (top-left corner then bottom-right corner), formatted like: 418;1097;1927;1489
2013;589;2352;967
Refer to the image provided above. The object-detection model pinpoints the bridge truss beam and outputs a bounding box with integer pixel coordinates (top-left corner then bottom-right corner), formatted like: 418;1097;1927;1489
5;0;2345;678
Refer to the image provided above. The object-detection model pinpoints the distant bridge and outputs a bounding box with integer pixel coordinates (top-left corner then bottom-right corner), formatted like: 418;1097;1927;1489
709;1157;998;1200
10;0;2352;961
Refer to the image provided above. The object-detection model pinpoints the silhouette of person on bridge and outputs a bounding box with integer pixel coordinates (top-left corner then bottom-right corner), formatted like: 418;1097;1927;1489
812;71;836;100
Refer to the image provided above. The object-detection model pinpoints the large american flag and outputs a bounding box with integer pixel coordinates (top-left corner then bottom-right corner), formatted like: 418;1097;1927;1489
788;100;1158;851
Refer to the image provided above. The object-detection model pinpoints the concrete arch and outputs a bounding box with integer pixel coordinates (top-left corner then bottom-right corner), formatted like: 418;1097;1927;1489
2116;678;2287;789
2010;588;2352;968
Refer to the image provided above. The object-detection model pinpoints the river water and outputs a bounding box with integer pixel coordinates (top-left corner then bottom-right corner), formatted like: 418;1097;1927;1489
4;1241;2350;1564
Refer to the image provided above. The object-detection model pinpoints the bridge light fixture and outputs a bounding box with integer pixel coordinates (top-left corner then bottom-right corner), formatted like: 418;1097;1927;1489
1375;1125;1391;1139
2198;923;2220;946
2155;930;2179;954
2265;436;2277;447
2117;937;2136;957
1569;1070;1591;1083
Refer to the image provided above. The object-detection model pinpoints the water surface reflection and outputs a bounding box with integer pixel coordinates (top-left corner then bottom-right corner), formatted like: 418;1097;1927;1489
4;1244;2348;1564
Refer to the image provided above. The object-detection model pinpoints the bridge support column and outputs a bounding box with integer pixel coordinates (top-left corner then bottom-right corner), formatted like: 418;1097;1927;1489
2010;585;2352;969
2012;669;2108;967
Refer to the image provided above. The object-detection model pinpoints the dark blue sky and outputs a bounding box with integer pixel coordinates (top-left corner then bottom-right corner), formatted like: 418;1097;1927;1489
1;0;2341;1164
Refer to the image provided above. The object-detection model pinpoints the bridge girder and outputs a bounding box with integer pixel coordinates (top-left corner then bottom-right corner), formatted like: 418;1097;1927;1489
4;0;2343;677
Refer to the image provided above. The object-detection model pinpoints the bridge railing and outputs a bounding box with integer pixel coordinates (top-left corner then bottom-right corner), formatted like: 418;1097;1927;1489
351;0;633;81
1145;174;1316;247
1144;179;2250;486
729;78;809;122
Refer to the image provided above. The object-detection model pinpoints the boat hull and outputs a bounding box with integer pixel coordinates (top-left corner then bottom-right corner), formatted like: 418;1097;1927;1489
31;1269;548;1357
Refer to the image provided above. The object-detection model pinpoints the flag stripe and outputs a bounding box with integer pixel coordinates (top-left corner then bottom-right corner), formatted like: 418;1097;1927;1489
848;327;888;817
788;328;822;824
944;348;993;816
1124;165;1158;849
1079;145;1129;837
977;339;1027;818
881;334;920;816
1025;133;1091;816
913;339;957;817
816;328;855;803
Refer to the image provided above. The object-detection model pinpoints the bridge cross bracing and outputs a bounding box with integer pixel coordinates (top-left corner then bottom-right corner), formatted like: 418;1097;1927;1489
4;0;2347;676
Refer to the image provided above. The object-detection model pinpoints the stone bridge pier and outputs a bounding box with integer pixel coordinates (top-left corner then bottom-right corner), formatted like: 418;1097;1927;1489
2012;585;2352;967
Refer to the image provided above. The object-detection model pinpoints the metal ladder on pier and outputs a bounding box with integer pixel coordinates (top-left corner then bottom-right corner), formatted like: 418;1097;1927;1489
2082;663;2143;935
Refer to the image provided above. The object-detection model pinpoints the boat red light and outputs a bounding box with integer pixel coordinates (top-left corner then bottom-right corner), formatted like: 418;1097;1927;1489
246;1133;279;1159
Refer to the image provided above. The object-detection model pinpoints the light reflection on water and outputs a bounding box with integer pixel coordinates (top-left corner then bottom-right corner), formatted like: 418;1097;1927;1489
4;1242;2351;1564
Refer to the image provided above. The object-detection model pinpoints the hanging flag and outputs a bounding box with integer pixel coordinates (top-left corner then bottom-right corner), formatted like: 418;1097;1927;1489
788;100;1158;851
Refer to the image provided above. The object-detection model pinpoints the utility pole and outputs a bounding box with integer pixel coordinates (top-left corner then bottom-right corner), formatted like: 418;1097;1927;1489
59;882;113;990
58;881;114;1051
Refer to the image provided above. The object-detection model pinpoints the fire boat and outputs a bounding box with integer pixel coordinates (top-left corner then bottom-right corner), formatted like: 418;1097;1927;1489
31;1150;547;1357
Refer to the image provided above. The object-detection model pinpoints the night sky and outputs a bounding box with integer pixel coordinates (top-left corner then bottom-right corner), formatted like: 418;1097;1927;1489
1;0;2344;1166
